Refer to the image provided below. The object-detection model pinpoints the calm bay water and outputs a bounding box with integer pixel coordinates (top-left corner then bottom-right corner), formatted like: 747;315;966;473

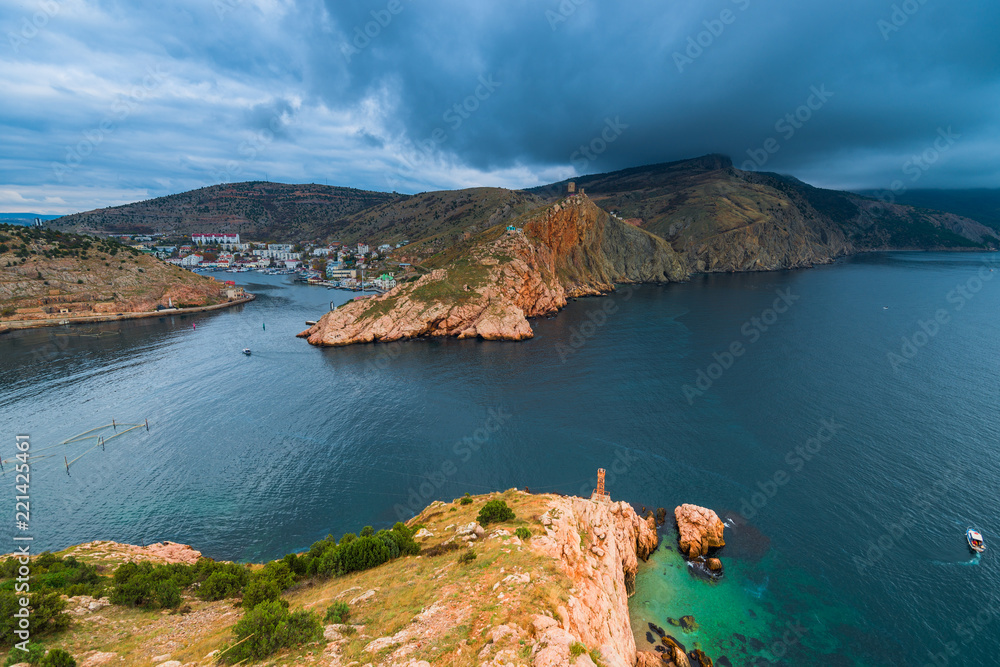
2;253;999;664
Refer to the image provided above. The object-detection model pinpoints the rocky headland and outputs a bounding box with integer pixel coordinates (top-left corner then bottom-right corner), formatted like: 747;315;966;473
299;156;999;349
298;194;686;346
0;224;243;330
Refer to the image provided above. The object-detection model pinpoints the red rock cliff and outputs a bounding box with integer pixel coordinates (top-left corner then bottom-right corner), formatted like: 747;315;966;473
299;194;687;347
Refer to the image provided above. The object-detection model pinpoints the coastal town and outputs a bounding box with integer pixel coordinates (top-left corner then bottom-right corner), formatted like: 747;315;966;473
111;232;408;292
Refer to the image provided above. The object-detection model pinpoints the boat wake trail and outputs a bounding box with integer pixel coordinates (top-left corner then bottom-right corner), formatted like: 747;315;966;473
930;553;982;567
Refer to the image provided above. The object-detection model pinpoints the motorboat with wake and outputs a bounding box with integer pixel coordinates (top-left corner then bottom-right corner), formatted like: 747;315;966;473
967;528;986;553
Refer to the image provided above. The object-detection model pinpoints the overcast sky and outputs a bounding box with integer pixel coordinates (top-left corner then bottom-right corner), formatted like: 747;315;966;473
2;0;998;214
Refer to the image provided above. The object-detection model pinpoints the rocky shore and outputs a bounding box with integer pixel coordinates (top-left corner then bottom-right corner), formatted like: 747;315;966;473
0;294;253;333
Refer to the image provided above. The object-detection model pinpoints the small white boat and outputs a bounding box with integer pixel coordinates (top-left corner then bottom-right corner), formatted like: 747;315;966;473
242;348;252;356
967;528;986;553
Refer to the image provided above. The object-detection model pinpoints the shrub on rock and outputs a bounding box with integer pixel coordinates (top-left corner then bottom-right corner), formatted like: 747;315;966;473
477;500;515;525
242;577;284;610
325;601;350;624
40;648;76;667
220;600;322;664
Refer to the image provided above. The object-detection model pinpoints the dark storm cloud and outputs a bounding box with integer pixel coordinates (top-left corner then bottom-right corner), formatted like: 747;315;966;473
320;0;1000;186
1;0;997;213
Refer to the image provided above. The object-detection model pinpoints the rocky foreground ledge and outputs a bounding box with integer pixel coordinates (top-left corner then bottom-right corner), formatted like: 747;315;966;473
25;491;671;666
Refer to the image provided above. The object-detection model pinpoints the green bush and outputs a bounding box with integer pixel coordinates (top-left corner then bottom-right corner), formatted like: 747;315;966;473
3;642;45;665
316;546;343;577
359;526;374;537
376;531;400;559
282;553;308;577
298;524;419;581
340;537;391;574
198;570;245;601
242;577;283;609
0;591;70;647
40;648;76;667
459;493;473;505
325;601;350;624
477;500;515;526
0;554;103;598
109;562;181;609
514;527;531;540
570;642;587;658
219;600;322;664
458;549;477;564
386;523;421;557
259;561;295;591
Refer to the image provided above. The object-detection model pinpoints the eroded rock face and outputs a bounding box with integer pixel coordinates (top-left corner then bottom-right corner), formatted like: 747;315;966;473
299;195;688;347
59;540;202;566
674;504;725;559
531;497;659;667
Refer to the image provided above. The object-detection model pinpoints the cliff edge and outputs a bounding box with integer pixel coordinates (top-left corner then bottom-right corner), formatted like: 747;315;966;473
22;490;659;666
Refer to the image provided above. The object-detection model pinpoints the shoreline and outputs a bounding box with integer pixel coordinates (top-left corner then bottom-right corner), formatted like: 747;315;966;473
0;294;255;334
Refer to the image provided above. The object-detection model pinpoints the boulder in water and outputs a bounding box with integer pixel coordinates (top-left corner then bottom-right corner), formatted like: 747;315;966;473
662;634;685;651
675;504;726;559
689;648;713;667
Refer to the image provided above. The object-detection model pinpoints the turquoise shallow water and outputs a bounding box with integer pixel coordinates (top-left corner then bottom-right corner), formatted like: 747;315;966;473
630;523;869;665
2;253;1000;664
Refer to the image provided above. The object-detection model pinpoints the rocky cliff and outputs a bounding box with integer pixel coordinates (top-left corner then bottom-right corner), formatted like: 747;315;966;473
298;194;687;346
29;490;661;667
532;155;1000;274
530;496;659;667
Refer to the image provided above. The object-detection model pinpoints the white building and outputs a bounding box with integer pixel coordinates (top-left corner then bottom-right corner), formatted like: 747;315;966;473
253;249;302;260
179;254;203;266
356;243;370;255
373;273;397;290
192;233;240;246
